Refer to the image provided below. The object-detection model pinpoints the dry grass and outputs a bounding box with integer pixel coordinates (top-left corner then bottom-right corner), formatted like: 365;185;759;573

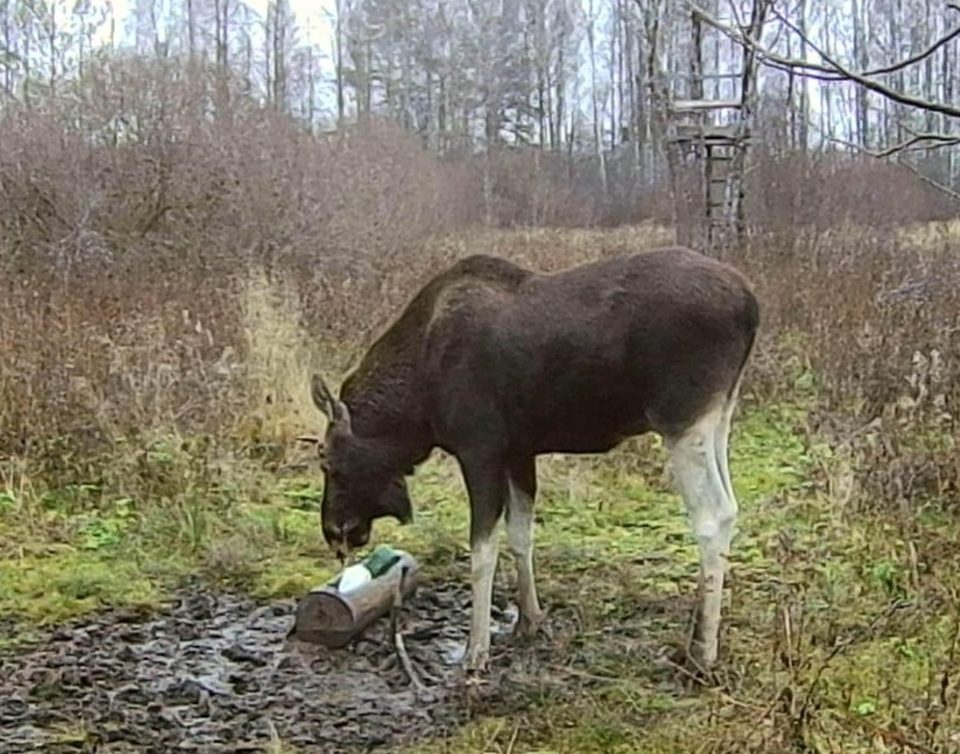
2;58;960;754
233;267;321;448
2;216;959;509
735;226;960;511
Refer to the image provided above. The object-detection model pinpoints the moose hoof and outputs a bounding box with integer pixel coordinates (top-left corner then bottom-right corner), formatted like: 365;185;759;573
686;639;717;671
668;640;721;685
463;644;490;675
513;608;550;640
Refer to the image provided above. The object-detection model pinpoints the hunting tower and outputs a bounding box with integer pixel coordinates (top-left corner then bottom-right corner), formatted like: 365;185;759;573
663;2;769;251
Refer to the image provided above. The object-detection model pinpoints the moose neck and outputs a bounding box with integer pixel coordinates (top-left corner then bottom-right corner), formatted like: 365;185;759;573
339;329;434;476
336;264;463;475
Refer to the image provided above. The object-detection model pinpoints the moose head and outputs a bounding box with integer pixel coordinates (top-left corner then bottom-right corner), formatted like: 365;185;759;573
307;374;413;558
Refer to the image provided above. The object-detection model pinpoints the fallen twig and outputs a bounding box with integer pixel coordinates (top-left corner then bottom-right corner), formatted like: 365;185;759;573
505;721;521;754
391;566;426;692
394;630;426;692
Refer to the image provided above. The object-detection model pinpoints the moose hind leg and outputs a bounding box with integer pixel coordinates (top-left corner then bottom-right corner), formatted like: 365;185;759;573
714;383;740;506
668;404;738;670
506;462;545;636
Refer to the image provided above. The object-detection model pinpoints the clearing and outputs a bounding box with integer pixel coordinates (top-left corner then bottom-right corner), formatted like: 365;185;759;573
3;397;959;752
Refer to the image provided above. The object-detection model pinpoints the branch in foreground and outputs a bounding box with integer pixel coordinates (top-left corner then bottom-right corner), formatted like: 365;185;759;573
869;134;960;159
823;134;960;203
689;2;960;120
772;3;960;80
897;159;960;203
827;133;960;158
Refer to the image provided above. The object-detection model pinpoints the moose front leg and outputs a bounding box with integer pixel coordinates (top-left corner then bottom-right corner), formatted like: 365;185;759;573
466;522;500;672
458;454;508;674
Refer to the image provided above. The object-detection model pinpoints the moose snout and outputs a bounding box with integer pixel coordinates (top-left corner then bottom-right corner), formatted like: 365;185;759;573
323;520;371;556
322;523;341;547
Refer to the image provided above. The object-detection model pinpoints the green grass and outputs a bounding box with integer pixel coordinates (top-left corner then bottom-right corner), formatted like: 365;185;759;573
1;397;959;752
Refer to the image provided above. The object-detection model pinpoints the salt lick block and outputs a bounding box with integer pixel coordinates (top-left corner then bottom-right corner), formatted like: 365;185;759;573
290;549;421;648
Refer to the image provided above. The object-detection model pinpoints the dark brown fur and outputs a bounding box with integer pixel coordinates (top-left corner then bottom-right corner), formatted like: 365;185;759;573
310;246;759;668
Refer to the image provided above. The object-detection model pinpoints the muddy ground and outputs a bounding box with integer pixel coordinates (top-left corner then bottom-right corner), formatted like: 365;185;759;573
0;582;643;753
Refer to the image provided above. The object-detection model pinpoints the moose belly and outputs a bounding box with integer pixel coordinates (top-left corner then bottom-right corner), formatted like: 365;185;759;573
512;378;654;455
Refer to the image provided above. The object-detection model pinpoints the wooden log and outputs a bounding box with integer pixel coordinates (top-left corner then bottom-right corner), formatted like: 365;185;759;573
290;550;421;648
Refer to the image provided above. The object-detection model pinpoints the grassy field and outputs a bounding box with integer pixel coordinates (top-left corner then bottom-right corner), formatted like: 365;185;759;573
2;381;959;752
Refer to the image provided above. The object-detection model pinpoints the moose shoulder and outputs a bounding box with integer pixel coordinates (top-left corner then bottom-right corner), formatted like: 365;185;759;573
309;246;759;673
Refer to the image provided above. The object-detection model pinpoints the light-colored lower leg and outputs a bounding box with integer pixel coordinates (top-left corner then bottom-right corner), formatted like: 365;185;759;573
714;386;739;504
506;480;544;634
465;525;500;671
668;405;738;669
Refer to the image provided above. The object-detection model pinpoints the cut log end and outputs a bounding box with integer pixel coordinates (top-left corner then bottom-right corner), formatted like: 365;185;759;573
292;591;355;647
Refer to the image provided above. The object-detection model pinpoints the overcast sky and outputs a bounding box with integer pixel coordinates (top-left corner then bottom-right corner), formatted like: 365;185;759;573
103;0;335;49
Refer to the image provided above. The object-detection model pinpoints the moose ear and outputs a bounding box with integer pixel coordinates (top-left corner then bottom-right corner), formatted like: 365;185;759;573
311;373;351;428
310;373;335;417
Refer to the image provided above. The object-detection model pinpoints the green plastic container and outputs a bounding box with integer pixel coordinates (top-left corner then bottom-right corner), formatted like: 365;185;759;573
363;544;402;579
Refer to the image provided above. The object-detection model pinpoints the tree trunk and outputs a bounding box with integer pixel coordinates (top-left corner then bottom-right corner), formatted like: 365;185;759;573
22;7;30;108
187;0;196;62
890;0;904;145
797;0;808;153
291;551;421;648
924;0;936;135
335;0;345;126
852;0;869;148
587;0;608;194
215;0;229;68
3;1;14;99
48;0;56;96
272;0;286;110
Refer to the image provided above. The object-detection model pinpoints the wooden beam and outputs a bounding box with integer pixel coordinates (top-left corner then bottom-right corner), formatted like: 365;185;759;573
670;98;743;112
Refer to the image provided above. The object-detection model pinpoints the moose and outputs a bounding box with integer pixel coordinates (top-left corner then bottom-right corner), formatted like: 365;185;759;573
308;246;759;673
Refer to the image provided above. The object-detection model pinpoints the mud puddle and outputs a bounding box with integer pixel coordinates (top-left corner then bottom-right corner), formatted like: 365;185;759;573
0;583;579;753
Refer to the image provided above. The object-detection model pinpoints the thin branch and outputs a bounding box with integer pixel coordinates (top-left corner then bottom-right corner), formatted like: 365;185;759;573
829;120;960;203
689;2;960;119
691;3;856;79
861;20;960;77
771;4;960;80
759;58;862;83
768;5;960;118
871;134;960;158
826;131;960;157
390;566;426;693
896;159;960;202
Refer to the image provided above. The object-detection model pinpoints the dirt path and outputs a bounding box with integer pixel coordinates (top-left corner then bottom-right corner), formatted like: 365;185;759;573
0;584;579;753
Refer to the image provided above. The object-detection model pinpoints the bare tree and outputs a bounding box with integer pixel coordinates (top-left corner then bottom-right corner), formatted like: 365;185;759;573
266;0;294;110
690;0;960;197
185;0;196;61
333;0;345;126
586;0;608;192
215;0;229;67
